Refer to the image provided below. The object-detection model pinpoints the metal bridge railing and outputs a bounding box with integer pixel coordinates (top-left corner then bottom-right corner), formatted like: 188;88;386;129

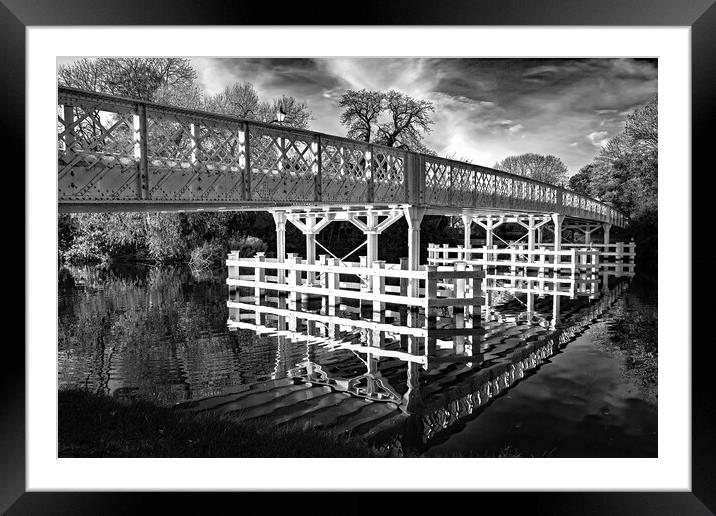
58;86;626;226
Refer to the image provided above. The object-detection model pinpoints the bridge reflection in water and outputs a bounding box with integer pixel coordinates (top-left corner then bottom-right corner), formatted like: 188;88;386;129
178;274;629;455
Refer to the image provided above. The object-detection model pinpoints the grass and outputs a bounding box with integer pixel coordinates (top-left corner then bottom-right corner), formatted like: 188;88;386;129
58;389;376;458
59;389;547;458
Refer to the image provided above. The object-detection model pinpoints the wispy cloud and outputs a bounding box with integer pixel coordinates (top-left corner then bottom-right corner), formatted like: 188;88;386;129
588;130;610;147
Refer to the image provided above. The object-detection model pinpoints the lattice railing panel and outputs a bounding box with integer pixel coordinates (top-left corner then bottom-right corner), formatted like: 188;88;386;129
145;112;194;166
198;121;243;171
474;169;496;199
144;110;244;201
450;163;475;207
320;138;370;203
493;175;512;205
372;148;407;203
249;126;316;202
424;159;451;205
58;101;140;201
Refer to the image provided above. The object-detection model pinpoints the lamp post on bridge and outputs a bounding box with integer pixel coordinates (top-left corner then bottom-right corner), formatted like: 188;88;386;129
271;106;287;125
271;105;287;171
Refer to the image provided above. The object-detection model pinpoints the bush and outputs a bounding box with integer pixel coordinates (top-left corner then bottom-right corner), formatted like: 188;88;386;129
145;213;187;264
229;236;268;258
188;241;224;272
62;224;113;264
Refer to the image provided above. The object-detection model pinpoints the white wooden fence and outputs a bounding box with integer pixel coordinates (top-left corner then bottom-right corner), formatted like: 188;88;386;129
534;242;636;277
226;252;484;362
227;251;483;317
427;244;601;298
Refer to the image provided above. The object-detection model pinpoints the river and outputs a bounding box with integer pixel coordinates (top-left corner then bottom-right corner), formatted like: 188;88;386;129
58;263;657;457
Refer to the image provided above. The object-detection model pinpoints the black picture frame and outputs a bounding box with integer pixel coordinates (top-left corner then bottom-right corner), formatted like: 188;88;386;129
5;0;712;513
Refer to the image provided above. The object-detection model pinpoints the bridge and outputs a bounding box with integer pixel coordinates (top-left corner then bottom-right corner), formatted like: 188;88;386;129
58;86;624;220
58;86;632;318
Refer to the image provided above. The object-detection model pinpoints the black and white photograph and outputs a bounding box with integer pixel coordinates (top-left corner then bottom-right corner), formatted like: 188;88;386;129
9;11;708;508
55;56;658;459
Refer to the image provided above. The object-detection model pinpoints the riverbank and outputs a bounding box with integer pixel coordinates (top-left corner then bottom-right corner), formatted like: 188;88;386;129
58;389;376;458
59;389;538;458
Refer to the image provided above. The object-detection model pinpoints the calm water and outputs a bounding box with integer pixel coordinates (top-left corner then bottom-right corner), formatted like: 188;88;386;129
58;264;657;457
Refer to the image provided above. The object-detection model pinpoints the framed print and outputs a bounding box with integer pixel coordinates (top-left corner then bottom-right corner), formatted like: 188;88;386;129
6;0;713;513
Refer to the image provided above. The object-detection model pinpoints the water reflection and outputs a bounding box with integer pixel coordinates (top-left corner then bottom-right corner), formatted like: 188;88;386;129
58;264;656;456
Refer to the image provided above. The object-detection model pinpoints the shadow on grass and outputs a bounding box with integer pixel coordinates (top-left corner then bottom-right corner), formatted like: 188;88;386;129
58;388;375;458
59;389;550;458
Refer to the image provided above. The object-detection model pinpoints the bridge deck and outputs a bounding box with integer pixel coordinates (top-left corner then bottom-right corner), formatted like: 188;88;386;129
58;87;626;226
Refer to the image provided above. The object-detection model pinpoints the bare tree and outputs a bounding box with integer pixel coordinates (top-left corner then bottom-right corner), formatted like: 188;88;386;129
206;84;312;129
493;153;569;186
58;58;196;101
264;95;312;129
377;90;434;149
337;89;434;151
153;82;205;110
206;83;261;118
338;89;384;142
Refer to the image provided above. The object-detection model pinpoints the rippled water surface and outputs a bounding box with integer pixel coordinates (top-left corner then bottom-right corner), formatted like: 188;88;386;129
58;264;657;457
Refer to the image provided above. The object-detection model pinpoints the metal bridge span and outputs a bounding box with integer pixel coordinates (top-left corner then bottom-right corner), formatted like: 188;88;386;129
57;87;625;228
58;86;632;323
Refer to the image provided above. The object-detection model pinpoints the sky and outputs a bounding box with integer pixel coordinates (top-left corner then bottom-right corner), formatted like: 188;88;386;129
59;57;657;175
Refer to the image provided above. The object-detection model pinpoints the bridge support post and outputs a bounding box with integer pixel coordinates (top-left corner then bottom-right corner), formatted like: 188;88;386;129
602;223;612;245
305;213;317;288
403;207;426;295
552;213;564;249
366;210;379;267
475;215;504;317
551;213;565;328
345;207;403;268
479;216;503;248
514;215;551;316
285;210;336;283
461;210;473;252
578;224;599;244
526;215;536;315
454;261;466;354
601;223;612;291
272;211;287;283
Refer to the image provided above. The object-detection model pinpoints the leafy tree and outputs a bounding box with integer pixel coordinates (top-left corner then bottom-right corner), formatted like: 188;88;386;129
493;153;569;186
624;94;657;153
337;89;434;151
586;96;657;219
570;95;658;271
568;164;594;194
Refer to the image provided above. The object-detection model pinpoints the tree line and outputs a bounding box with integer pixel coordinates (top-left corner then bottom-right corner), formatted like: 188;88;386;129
568;96;657;271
